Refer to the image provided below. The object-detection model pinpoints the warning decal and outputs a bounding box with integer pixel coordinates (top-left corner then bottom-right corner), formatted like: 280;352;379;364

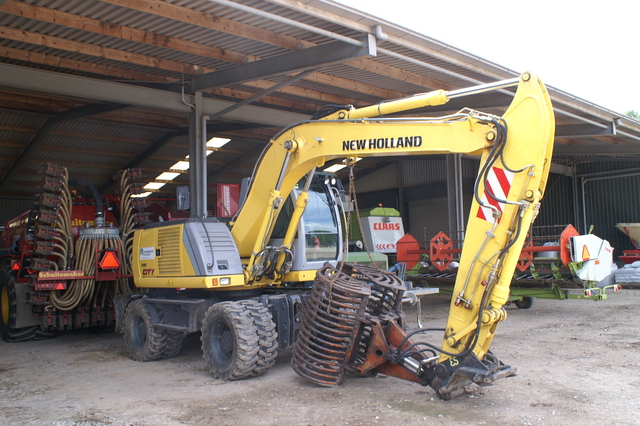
476;167;514;224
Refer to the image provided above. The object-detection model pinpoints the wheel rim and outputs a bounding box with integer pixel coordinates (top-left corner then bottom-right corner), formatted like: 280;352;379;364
211;320;234;364
1;286;9;325
132;315;147;346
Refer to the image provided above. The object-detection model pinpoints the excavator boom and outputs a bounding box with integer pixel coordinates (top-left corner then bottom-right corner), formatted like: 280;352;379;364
285;72;555;399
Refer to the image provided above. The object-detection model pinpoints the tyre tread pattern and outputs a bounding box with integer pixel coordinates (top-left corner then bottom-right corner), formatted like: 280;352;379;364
155;307;184;359
123;299;167;362
239;300;278;376
201;301;259;380
162;330;185;359
1;265;37;343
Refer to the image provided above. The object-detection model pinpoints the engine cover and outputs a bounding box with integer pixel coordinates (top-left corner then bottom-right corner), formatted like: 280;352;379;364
132;219;245;289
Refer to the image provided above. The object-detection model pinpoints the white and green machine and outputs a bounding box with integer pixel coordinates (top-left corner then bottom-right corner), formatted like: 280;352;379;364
346;206;405;269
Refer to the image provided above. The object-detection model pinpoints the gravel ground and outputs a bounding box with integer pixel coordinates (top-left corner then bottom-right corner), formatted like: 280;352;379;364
1;290;638;425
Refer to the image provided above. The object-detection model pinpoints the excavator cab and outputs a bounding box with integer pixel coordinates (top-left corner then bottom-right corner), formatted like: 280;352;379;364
268;173;344;276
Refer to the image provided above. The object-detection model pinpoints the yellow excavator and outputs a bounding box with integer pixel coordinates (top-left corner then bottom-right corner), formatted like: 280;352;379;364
116;71;555;399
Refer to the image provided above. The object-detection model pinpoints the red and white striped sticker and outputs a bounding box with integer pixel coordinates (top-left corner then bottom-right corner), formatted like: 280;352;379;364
476;167;514;224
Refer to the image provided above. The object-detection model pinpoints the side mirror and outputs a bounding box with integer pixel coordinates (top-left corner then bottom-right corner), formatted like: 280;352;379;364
176;186;190;211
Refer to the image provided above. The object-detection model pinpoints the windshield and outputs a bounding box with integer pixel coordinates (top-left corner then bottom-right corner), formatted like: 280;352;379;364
271;175;340;262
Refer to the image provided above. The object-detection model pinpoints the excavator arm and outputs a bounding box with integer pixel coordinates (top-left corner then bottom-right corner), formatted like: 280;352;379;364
232;72;554;285
278;72;555;398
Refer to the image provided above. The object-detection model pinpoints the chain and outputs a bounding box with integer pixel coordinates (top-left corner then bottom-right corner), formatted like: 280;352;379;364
326;161;388;312
348;163;385;273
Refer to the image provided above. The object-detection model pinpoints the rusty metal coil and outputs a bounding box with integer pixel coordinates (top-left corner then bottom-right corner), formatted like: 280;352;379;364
291;262;405;387
345;263;406;371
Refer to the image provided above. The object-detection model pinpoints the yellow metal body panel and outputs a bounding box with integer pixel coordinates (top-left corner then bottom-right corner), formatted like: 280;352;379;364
228;72;554;364
281;269;320;282
232;119;491;258
132;274;246;289
438;73;555;362
132;222;245;289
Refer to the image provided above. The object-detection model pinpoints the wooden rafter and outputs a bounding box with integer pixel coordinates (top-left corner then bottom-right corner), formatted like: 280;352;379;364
0;45;169;83
0;44;355;114
0;27;197;74
1;0;431;101
97;0;452;90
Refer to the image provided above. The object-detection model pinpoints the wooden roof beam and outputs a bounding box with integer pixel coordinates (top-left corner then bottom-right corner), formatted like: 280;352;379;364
0;26;198;75
0;45;310;109
0;45;169;83
29;0;446;95
0;44;349;115
98;0;451;90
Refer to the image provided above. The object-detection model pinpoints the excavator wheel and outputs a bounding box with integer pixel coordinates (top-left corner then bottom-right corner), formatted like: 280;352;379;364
155;307;184;359
162;330;185;359
238;300;278;376
0;266;37;343
123;299;167;361
34;328;58;340
201;301;259;380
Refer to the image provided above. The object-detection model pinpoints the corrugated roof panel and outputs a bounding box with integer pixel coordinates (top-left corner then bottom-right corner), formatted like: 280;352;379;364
0;0;638;208
0;110;50;128
290;79;384;104
0;197;38;221
0;147;23;163
53;120;166;141
136;158;179;170
0;13;27;27
154;145;188;158
41;136;139;158
31;150;112;165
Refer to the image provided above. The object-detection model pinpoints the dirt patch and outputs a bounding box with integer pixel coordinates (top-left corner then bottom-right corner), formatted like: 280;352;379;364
1;291;639;425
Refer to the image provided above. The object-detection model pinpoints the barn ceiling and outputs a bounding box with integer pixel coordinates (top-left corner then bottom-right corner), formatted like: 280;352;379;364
1;0;639;200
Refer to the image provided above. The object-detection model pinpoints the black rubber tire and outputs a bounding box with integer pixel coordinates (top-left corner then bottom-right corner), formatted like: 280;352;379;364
154;307;184;359
162;330;185;359
514;297;534;309
201;301;259;380
239;300;278;376
0;266;37;343
34;328;58;340
123;299;167;361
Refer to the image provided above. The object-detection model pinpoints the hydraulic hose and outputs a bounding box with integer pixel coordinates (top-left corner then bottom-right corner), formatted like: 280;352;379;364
69;178;104;223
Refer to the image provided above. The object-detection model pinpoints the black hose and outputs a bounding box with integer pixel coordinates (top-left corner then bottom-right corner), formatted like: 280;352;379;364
311;104;350;120
69;179;103;219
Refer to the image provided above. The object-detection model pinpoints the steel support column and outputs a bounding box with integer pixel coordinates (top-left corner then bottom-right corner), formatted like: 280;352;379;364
396;161;405;218
189;92;208;218
446;154;465;238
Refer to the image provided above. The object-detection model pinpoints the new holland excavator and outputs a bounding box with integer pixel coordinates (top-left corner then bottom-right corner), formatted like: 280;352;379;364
113;71;555;399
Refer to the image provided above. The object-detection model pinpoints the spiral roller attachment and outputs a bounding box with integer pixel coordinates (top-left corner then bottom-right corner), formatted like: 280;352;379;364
291;262;405;387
